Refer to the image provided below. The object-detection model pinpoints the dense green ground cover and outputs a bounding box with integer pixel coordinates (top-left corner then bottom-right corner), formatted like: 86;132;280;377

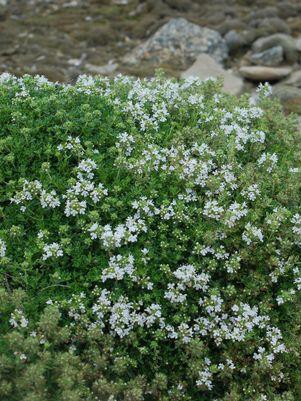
0;73;300;401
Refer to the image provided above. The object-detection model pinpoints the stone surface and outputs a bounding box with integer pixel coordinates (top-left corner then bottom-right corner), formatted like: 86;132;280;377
182;54;244;95
248;17;291;35
224;29;257;51
250;46;283;66
277;2;301;18
123;18;228;67
272;84;301;114
224;30;244;52
217;19;246;36
248;7;278;20
252;34;299;63
239;66;292;81
272;84;301;102
84;61;118;75
282;70;301;87
296;36;301;52
112;0;128;4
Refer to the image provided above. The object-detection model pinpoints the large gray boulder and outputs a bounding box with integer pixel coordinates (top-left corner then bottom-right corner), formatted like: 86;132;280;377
181;54;243;95
123;18;228;67
252;34;299;63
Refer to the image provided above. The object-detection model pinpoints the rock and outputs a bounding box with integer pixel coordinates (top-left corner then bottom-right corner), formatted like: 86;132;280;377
123;18;228;67
63;1;81;7
296;36;301;52
68;53;86;67
239;29;259;47
252;34;299;64
0;0;7;5
248;17;291;35
239;66;292;81
272;84;301;114
217;19;246;36
248;6;278;20
182;54;244;95
205;10;228;26
227;29;263;49
224;30;244;52
112;0;129;4
273;84;301;101
277;2;301;18
84;61;118;75
129;2;145;16
250;46;283;66
164;0;200;12
282;70;301;88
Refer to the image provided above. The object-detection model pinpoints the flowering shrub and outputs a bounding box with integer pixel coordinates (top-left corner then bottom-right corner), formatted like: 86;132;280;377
0;73;301;401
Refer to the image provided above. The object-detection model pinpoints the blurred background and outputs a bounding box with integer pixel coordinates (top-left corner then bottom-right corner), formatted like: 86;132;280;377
0;0;301;114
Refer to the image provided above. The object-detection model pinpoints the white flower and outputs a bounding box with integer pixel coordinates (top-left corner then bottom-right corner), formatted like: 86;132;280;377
164;283;187;304
242;223;264;245
196;364;213;390
256;82;272;97
241;184;260;201
88;222;99;239
9;309;28;328
64;199;87;217
173;264;210;291
289;167;299;173
144;304;163;327
42;242;63;260
109;296;137;338
101;254;136;282
276;296;284;305
291;214;301;240
0;239;6;257
19;354;27;361
77;158;97;177
203;199;224;220
224;202;248;227
258;152;278;173
40;190;60;209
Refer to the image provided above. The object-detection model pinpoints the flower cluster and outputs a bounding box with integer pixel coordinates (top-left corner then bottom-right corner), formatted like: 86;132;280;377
42;242;63;260
101;254;136;282
9;309;29;329
242;223;264;245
